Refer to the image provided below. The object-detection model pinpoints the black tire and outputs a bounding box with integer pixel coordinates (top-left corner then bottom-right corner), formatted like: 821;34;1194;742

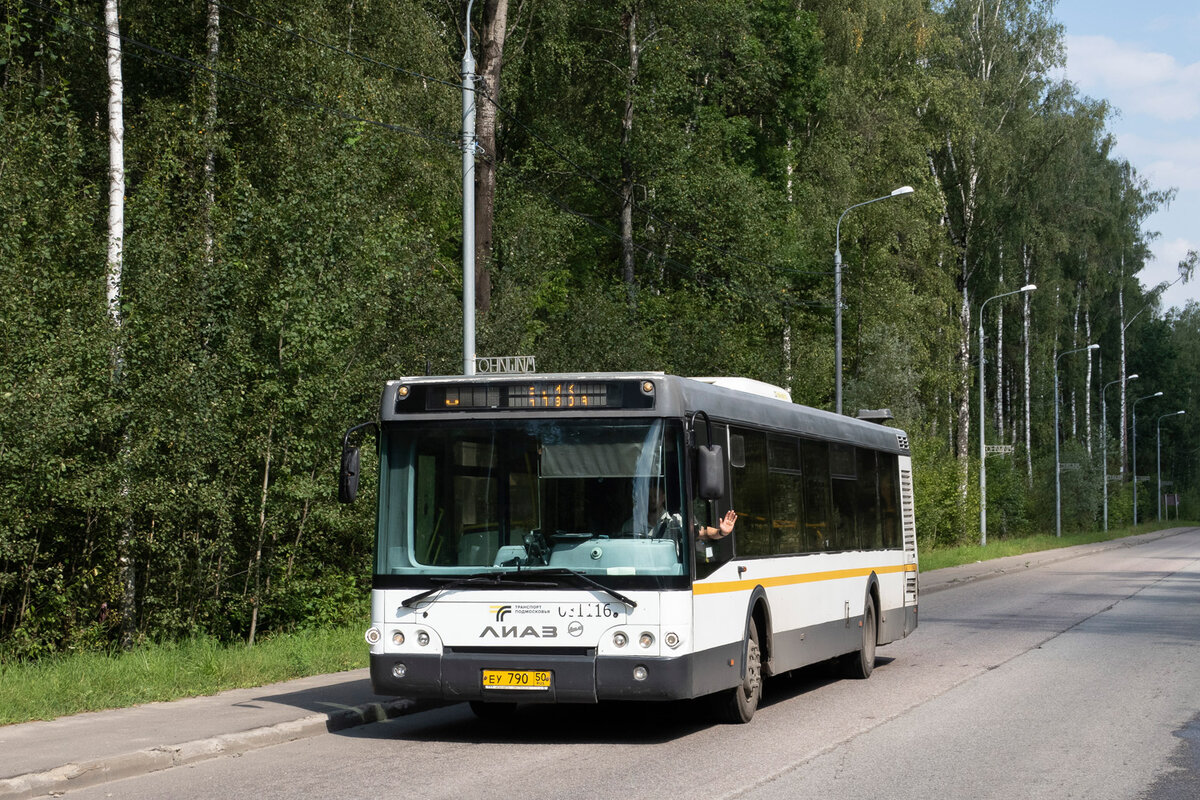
844;595;877;680
714;619;762;724
469;700;517;721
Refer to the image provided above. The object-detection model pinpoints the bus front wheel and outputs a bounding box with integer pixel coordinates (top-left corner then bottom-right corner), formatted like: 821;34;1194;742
714;619;762;724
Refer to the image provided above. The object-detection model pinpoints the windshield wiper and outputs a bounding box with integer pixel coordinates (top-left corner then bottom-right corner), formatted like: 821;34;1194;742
401;572;557;609
527;568;638;609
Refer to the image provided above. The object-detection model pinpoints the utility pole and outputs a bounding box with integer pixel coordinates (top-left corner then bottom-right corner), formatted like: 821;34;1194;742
462;0;477;376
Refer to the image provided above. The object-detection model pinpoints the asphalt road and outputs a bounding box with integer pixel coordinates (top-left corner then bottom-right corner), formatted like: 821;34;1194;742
65;529;1200;800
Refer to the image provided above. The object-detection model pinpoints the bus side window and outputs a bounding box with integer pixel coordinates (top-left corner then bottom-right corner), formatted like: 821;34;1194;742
801;439;831;550
730;427;769;557
857;449;882;549
768;436;803;555
829;443;857;551
878;452;901;548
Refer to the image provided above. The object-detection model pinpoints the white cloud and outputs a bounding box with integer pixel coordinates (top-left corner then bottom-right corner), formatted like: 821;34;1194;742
1109;132;1200;192
1065;34;1200;122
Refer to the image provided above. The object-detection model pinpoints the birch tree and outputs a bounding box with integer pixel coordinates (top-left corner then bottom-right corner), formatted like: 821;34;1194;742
104;0;137;649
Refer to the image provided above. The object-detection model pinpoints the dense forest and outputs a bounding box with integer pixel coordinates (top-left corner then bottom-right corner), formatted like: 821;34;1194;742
2;0;1197;658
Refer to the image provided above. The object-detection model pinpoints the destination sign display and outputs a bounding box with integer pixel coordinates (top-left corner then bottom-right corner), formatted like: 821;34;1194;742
395;380;656;413
435;381;608;409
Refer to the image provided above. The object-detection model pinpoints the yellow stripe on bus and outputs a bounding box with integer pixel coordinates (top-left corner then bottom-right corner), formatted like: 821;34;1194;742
693;562;917;595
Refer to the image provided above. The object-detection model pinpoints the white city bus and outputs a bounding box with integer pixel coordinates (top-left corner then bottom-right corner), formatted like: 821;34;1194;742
339;373;918;723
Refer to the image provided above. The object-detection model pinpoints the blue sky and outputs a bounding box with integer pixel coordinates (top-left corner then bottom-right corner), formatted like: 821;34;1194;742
1054;0;1200;312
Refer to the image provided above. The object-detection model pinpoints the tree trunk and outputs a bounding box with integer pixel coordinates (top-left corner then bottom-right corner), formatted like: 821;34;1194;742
957;275;970;510
202;1;219;273
473;0;508;315
247;416;274;647
1023;243;1033;486
105;0;135;650
1118;275;1128;472
996;261;1005;440
1084;304;1093;455
1070;291;1079;438
619;6;640;305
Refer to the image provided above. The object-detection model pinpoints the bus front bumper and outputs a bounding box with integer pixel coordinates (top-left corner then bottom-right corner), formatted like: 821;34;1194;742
369;650;695;703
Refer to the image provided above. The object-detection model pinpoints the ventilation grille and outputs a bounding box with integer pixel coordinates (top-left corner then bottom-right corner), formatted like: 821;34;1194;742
896;433;910;452
900;469;917;551
900;467;919;603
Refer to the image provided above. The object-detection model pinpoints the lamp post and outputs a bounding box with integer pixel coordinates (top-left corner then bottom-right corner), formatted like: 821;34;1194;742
1054;343;1099;537
1157;410;1186;521
1101;373;1137;531
833;185;914;414
461;0;477;375
978;284;1037;545
1132;391;1163;526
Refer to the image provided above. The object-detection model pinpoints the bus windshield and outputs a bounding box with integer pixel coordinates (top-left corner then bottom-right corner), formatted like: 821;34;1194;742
376;418;688;577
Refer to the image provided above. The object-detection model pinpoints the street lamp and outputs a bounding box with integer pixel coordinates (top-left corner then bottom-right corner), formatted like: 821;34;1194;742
978;284;1037;545
1157;410;1185;521
1054;343;1099;537
1101;373;1137;531
833;185;914;415
1132;391;1163;526
461;0;478;375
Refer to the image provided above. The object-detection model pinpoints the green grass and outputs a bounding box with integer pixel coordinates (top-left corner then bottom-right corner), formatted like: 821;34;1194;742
918;520;1188;572
0;624;367;726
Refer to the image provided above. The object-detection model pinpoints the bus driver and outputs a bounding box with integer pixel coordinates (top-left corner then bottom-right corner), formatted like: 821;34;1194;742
625;485;737;544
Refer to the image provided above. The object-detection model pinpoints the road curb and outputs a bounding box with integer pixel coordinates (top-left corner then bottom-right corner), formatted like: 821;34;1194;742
0;698;427;800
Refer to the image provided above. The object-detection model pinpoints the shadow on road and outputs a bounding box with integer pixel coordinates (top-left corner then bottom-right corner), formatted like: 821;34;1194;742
339;655;899;745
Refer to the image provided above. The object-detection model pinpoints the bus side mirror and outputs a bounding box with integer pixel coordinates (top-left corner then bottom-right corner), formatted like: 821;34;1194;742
339;446;361;504
339;420;378;504
697;444;725;500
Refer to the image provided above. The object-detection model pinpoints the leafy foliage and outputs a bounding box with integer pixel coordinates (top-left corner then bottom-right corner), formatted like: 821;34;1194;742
0;0;1194;659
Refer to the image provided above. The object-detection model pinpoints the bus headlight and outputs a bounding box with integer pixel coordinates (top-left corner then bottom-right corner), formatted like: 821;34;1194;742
613;632;628;648
365;627;381;645
392;662;407;679
633;665;648;681
639;632;654;648
417;630;430;647
664;632;680;649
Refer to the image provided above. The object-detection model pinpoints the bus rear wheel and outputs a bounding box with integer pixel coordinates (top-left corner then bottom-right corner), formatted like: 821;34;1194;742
843;595;877;680
714;620;762;724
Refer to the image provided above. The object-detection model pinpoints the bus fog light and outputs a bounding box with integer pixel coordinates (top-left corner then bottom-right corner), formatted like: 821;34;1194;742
613;632;628;648
639;632;654;648
664;632;680;649
392;630;405;646
392;662;407;679
365;627;381;645
417;630;430;647
633;665;648;681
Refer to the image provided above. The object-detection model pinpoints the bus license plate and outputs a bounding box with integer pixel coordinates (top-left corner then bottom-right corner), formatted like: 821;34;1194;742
481;670;552;690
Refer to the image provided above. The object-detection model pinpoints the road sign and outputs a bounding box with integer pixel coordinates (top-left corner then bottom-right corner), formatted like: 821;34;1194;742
475;355;536;374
